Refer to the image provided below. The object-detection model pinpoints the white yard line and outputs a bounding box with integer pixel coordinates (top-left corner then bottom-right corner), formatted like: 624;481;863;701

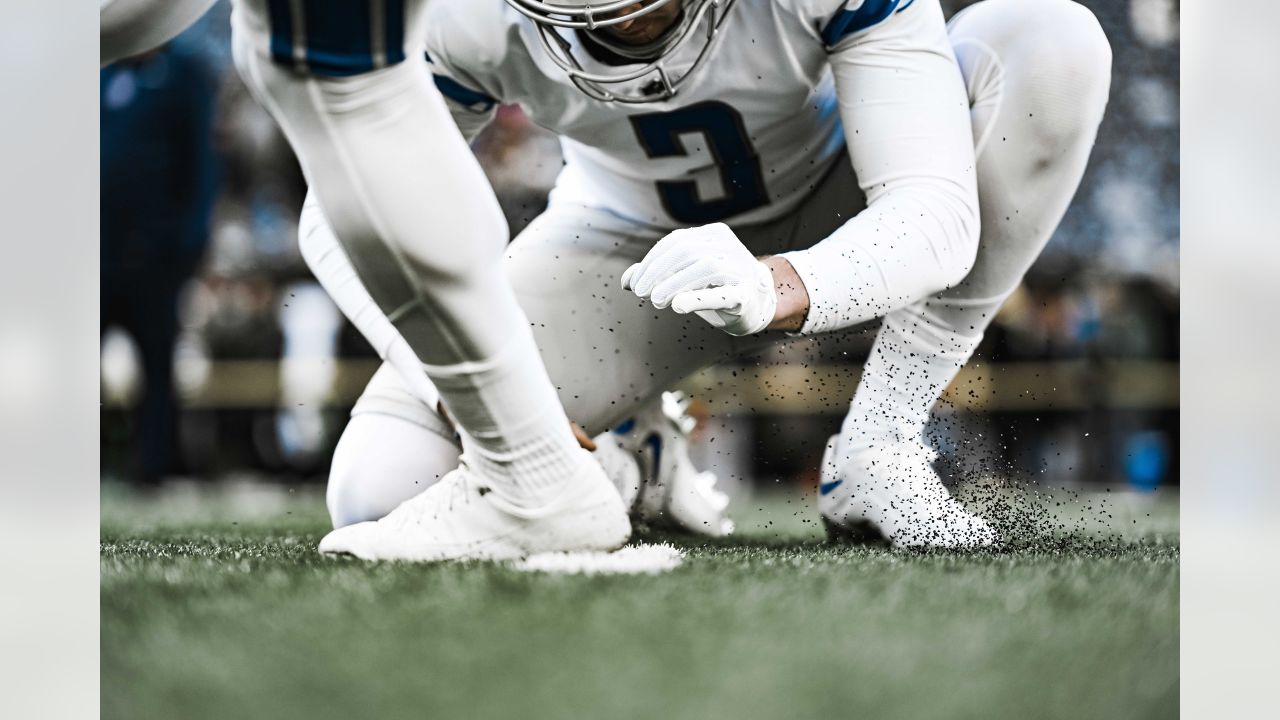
512;543;684;576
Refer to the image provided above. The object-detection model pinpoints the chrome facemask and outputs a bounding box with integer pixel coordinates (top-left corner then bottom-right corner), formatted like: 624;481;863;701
504;0;738;104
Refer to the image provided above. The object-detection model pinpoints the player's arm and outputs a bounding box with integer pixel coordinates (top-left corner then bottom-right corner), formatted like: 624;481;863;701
624;0;978;336
772;0;979;334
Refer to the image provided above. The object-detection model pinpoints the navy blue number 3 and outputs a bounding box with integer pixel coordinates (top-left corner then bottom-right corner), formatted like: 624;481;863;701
629;101;770;225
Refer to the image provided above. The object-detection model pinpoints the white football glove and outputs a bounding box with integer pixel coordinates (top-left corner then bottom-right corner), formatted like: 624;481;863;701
621;222;777;337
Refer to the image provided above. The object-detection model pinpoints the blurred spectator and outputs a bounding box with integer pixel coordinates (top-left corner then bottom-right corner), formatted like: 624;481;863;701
101;43;221;486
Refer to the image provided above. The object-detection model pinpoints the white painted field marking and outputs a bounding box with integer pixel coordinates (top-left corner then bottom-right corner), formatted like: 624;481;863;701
512;543;683;575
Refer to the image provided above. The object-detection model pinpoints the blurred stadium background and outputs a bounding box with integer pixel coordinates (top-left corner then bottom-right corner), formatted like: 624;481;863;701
100;0;1179;498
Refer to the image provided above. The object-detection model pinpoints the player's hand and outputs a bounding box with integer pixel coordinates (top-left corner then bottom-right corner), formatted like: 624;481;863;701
620;223;777;336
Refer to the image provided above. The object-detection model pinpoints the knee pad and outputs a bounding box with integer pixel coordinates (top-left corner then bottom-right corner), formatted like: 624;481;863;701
326;412;461;528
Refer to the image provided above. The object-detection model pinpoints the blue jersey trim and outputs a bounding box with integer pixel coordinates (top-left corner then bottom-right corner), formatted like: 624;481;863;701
821;0;905;47
432;74;498;113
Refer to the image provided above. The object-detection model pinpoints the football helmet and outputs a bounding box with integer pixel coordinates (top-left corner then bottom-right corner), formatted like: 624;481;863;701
504;0;738;103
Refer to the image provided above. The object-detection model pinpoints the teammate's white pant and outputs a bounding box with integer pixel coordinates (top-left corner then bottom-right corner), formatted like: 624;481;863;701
231;0;591;509
313;0;1112;526
100;0;218;66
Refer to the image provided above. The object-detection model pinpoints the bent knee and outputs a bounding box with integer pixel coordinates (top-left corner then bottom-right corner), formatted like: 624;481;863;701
326;463;393;528
326;455;449;529
964;0;1113;141
326;413;461;528
1013;0;1113;122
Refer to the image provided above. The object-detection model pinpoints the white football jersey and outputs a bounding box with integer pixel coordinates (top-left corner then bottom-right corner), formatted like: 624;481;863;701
424;0;941;228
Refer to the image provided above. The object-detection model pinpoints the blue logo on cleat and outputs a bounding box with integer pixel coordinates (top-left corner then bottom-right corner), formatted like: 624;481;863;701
645;433;662;471
819;479;844;496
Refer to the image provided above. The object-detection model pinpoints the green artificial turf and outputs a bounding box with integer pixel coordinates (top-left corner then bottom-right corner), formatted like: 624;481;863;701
101;485;1178;720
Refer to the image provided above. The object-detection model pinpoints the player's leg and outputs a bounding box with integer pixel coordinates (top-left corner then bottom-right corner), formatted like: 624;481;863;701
233;2;591;507
303;190;737;531
508;203;746;535
298;194;461;527
504;203;748;433
595;392;736;536
840;0;1112;452
823;0;1112;544
100;0;219;66
326;366;462;527
328;373;732;535
231;1;625;560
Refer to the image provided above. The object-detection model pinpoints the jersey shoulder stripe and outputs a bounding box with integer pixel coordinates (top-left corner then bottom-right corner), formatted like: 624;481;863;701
424;0;520;110
819;0;919;47
429;62;499;113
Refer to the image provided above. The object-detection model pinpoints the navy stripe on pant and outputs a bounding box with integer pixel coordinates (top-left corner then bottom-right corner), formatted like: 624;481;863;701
265;0;408;77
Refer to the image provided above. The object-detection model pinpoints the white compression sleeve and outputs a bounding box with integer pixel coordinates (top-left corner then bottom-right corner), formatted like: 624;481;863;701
298;194;441;411
780;0;980;335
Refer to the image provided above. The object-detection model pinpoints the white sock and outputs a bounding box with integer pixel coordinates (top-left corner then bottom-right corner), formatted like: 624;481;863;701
424;325;586;508
839;297;996;455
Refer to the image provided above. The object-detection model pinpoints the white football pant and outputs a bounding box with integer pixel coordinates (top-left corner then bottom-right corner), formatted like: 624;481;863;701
231;0;591;509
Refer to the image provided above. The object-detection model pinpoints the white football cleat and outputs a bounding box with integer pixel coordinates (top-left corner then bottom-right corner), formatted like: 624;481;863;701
817;435;996;549
318;449;631;562
594;392;735;537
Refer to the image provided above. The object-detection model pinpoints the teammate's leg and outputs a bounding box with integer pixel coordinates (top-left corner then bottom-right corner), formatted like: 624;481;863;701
231;2;596;518
298;195;461;526
326;373;461;528
835;0;1112;476
100;0;219;66
302;196;742;528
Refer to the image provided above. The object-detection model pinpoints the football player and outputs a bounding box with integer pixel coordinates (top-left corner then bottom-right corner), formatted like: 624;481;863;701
228;1;632;561
316;0;1112;552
